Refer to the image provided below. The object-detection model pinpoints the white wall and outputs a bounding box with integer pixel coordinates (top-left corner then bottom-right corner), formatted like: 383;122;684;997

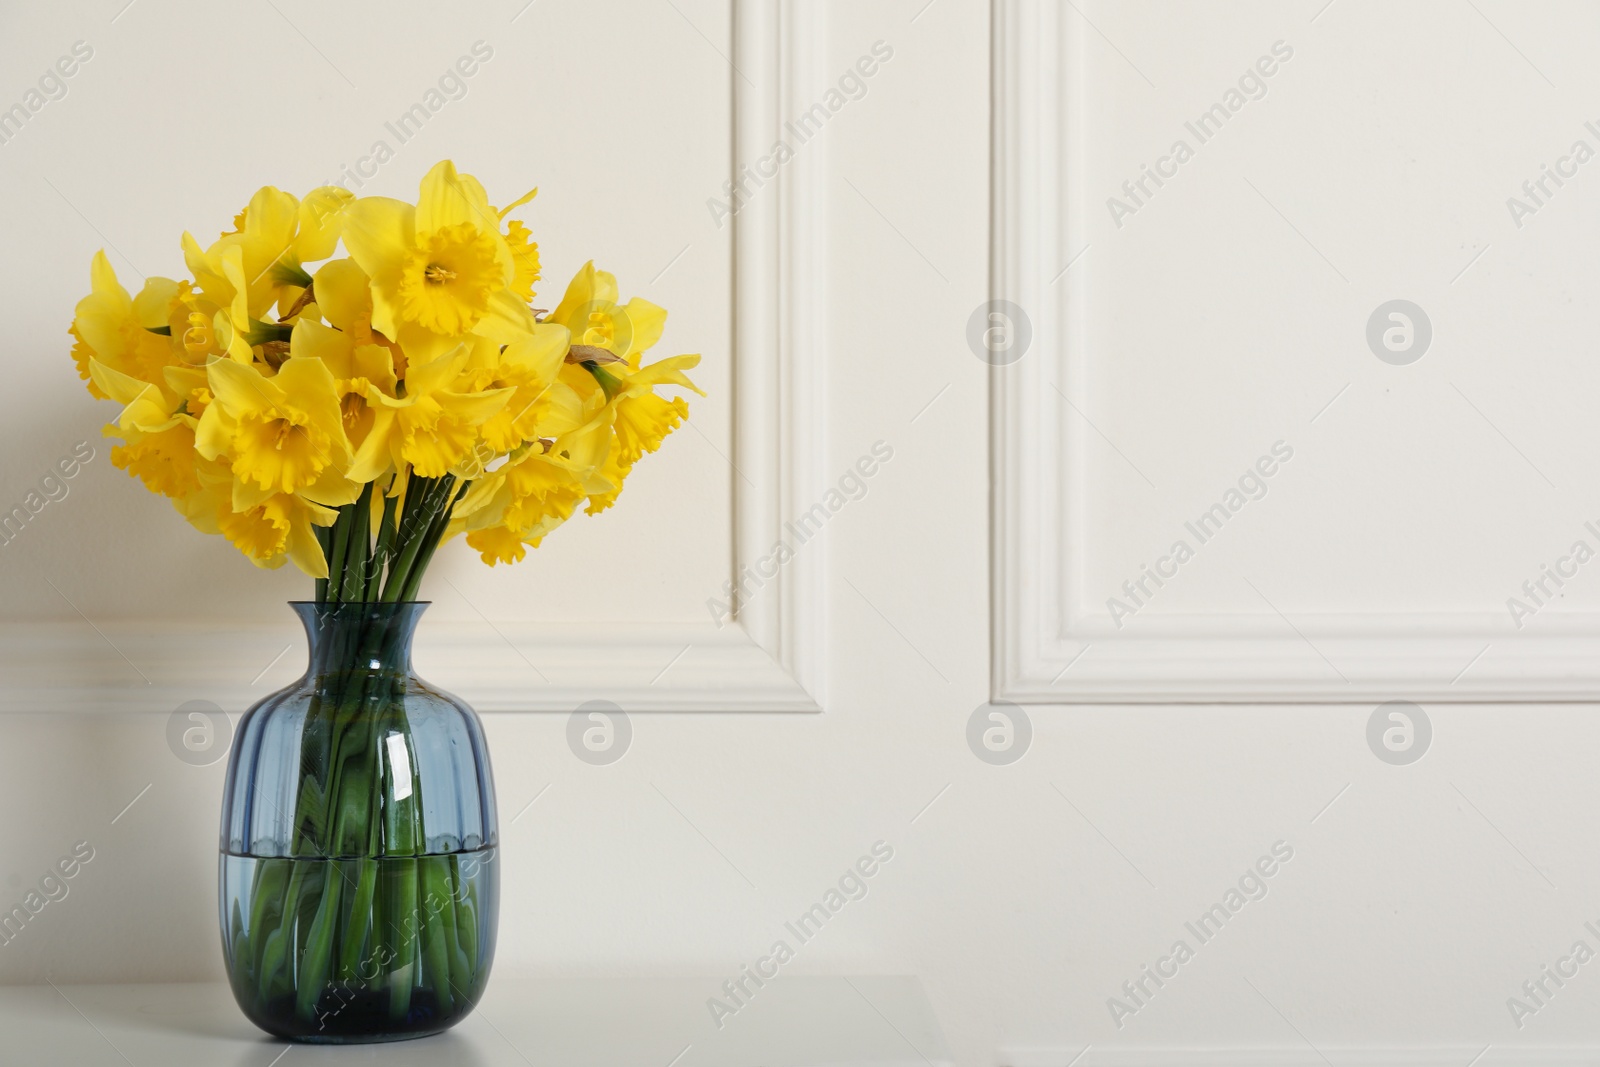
3;1;1598;1065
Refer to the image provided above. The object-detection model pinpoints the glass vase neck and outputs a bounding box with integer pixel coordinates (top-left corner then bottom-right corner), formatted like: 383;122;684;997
291;601;429;678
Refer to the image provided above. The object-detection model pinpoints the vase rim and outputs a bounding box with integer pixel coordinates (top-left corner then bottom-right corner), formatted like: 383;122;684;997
288;600;432;605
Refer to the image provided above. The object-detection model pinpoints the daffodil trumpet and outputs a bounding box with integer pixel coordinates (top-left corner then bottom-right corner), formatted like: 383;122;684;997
70;161;701;1039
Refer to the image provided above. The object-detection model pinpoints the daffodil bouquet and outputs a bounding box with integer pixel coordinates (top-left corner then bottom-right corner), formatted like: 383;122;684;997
72;159;701;586
67;161;701;1039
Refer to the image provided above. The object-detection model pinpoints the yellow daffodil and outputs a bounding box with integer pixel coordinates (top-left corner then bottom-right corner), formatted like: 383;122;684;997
183;184;353;322
347;343;514;481
459;448;589;565
456;324;583;453
183;185;296;320
290;318;397;460
220;493;338;575
114;424;203;499
163;281;230;367
310;257;409;373
182;462;337;576
71;253;182;395
547;260;668;368
195;356;359;505
88;357;200;499
598;352;704;510
287;264;401;464
584;374;699;515
343;161;536;366
541;262;702;513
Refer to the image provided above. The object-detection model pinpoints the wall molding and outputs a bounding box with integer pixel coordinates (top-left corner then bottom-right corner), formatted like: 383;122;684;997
0;620;816;714
4;0;828;716
730;0;830;711
989;0;1600;703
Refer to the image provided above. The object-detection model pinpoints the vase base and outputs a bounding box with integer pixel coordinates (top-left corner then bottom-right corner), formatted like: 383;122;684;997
239;986;479;1044
221;848;497;1044
280;1025;453;1045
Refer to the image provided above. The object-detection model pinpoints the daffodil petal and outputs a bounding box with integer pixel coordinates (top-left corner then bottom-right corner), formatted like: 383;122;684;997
73;252;135;359
416;160;496;234
343;196;416;285
132;278;180;331
621;298;668;362
287;513;330;579
352;344;398;396
312;258;372;333
294;186;354;262
347;407;399;483
220;245;250;340
501;323;571;383
550;260;618;327
621;353;705;397
193;403;234;462
301;466;364;508
438;386;515;426
270;357;353;462
232;475;277;514
207;356;283;420
88;357;156;407
289;318;351;371
405;344;471;398
497;186;539;218
473;289;539;345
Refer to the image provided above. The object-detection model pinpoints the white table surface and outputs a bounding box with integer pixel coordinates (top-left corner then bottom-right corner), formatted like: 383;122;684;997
0;976;953;1066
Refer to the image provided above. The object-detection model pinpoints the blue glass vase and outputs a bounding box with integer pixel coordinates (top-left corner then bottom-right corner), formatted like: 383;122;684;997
219;602;498;1042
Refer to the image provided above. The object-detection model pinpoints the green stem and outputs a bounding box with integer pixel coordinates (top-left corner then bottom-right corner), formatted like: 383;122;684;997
398;481;469;603
325;510;351;602
367;488;399;601
341;484;373;604
313;525;331;602
294;862;344;1022
420;857;456;1016
381;475;454;602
